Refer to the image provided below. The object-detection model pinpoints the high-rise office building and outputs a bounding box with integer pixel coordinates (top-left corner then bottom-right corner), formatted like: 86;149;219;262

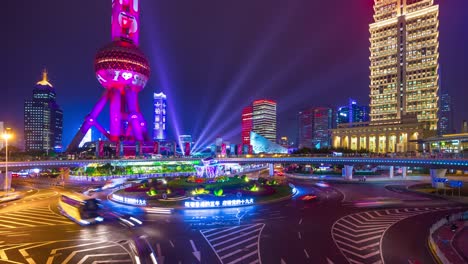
241;106;253;145
332;0;440;153
298;107;333;149
336;99;370;126
312;107;333;149
24;70;63;152
437;93;453;135
153;92;167;141
252;99;277;142
369;0;439;130
298;109;314;148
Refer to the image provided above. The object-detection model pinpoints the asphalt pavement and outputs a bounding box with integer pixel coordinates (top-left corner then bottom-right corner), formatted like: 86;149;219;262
0;177;466;264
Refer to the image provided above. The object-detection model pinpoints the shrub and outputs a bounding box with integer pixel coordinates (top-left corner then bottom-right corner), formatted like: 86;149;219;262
214;189;223;196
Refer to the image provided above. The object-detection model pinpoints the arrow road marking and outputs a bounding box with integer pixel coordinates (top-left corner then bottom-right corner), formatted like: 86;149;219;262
190;240;201;262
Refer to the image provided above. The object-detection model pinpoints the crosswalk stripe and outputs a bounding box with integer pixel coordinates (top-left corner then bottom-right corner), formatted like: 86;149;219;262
332;207;457;264
200;223;264;264
333;232;381;244
6;211;69;222
0;218;36;227
226;249;259;264
217;236;258;253
211;225;259;242
204;226;241;238
213;227;262;248
335;222;385;233
0;215;57;225
220;242;257;259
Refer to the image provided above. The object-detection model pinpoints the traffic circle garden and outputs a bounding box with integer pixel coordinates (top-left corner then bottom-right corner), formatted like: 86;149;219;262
110;174;293;209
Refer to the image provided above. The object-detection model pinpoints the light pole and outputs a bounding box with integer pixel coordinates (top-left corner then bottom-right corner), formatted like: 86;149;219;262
2;131;12;193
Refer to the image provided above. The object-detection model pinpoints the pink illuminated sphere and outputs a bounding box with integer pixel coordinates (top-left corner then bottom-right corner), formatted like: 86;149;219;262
94;40;150;91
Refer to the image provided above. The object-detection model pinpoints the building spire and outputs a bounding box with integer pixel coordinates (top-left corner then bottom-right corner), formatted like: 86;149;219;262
36;69;53;87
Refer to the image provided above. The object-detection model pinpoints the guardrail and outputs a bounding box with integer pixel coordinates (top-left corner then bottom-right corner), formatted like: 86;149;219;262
428;211;468;264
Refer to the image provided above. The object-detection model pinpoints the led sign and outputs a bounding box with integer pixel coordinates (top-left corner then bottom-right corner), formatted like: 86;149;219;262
184;198;254;208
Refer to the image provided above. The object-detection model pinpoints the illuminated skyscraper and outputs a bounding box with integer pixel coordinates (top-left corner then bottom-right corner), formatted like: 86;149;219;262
241;106;253;145
298;109;314;148
252;99;277;142
336;99;369;126
24;70;63;152
438;93;453;135
312;107;333;149
153;92;167;141
369;0;439;130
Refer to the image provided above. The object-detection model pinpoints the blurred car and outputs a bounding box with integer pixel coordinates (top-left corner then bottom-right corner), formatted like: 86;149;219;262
353;197;402;208
128;235;157;264
299;194;318;202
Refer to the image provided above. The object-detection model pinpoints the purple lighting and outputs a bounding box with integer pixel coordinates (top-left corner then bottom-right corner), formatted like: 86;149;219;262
67;0;150;153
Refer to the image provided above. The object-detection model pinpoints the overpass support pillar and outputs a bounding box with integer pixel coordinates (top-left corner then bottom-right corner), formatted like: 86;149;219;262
389;166;394;179
430;168;447;187
402;167;407;179
343;165;354;180
268;163;274;177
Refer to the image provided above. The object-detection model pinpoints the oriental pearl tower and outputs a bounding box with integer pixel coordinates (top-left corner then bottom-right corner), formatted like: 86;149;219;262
67;0;150;155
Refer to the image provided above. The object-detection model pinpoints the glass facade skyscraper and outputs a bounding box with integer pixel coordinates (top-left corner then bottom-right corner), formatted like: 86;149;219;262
24;70;63;152
252;99;277;143
438;93;453;135
312;107;333;149
298;107;333;149
241;106;253;145
336;99;370;126
298;109;314;149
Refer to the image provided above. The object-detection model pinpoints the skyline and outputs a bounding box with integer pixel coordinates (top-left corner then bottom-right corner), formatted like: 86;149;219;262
3;0;468;148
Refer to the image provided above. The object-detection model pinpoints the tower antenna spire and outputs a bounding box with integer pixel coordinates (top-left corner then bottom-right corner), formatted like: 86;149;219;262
36;68;53;87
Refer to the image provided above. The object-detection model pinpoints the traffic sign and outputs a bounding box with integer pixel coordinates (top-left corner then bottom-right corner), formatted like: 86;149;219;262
434;178;448;183
449;180;463;188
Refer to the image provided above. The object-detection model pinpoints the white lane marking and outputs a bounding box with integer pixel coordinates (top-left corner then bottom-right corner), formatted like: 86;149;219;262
77;253;129;264
298;218;303;225
46;241;107;264
62;244;118;264
19;241;57;264
169;240;175;248
190;240;201;262
304;249;310;259
0;243;34;260
298;232;302;240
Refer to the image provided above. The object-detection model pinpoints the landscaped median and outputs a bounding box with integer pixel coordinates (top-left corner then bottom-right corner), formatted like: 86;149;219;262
108;175;293;210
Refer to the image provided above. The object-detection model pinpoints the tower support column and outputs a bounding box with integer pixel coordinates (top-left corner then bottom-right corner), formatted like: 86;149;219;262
268;163;274;177
430;169;447;188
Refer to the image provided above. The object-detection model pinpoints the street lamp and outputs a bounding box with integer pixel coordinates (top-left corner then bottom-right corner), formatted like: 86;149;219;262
2;131;12;193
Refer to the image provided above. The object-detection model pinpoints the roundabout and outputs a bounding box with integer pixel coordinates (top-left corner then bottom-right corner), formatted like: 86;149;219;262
108;174;293;210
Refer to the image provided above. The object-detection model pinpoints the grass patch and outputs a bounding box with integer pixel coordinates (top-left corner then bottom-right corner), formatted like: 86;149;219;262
255;185;292;203
409;183;468;197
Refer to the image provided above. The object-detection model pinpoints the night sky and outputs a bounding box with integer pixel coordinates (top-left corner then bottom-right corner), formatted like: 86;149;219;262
3;0;468;149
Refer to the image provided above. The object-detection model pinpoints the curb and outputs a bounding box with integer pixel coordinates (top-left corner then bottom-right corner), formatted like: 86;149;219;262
428;235;444;264
406;184;468;204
